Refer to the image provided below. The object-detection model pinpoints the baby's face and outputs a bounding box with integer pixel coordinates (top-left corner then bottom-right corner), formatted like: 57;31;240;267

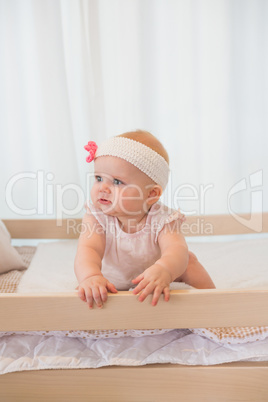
91;156;155;217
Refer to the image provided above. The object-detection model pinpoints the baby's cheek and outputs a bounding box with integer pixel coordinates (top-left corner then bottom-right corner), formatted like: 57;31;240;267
90;185;98;201
120;198;143;215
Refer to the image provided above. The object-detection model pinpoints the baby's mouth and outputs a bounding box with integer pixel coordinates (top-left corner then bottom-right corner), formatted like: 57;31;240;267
98;198;112;205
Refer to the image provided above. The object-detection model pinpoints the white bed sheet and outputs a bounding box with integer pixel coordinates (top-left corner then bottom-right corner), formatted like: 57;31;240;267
1;236;268;375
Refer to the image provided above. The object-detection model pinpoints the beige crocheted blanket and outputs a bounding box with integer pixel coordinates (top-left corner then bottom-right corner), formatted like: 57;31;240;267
0;246;36;293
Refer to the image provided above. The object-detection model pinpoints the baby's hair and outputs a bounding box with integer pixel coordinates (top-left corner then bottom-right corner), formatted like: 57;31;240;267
117;130;169;165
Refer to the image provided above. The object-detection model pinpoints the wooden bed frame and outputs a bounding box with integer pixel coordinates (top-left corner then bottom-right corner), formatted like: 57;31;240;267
0;213;268;402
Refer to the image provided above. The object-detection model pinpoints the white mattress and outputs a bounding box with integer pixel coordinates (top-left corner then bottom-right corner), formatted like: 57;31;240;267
1;236;268;375
16;236;268;293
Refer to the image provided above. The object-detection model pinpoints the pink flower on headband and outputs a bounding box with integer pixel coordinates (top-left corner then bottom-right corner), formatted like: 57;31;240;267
84;141;98;163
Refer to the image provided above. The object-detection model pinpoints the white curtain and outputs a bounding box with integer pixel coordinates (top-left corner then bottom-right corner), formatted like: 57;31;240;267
0;0;267;221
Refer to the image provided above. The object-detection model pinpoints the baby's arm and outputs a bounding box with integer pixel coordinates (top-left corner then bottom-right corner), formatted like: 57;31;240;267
132;221;188;306
74;211;117;308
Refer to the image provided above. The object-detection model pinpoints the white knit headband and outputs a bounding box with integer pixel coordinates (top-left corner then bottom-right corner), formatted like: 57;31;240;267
84;137;170;189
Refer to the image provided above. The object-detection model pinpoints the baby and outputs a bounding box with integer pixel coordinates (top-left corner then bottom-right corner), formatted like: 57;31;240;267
74;130;215;308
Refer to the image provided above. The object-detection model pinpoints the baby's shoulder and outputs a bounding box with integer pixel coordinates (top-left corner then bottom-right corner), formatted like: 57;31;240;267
148;202;185;241
149;202;184;223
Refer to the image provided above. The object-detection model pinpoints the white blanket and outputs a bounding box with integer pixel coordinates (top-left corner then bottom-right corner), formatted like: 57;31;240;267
2;329;268;375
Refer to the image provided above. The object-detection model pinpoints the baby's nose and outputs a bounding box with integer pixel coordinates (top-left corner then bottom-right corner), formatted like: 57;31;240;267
99;180;111;193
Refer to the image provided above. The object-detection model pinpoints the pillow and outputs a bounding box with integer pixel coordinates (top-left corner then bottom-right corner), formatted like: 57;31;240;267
0;220;27;274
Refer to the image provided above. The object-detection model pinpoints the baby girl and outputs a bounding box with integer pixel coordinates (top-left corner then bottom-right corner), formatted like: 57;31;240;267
74;130;215;308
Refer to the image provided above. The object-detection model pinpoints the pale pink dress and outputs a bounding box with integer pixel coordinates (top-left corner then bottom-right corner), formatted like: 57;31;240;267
86;201;185;290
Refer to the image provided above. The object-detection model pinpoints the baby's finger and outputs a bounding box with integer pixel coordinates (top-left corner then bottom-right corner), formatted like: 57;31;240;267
92;287;103;308
85;288;94;309
78;286;87;302
107;282;118;294
163;287;170;302
99;286;108;303
151;286;163;306
138;283;155;302
132;273;144;284
132;279;148;295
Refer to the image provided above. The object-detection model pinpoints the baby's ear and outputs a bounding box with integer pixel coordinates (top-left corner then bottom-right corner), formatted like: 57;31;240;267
147;185;162;206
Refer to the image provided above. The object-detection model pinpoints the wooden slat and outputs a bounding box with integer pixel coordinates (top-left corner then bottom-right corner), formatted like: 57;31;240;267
182;212;268;236
3;212;268;239
2;219;81;239
1;288;268;331
1;363;268;402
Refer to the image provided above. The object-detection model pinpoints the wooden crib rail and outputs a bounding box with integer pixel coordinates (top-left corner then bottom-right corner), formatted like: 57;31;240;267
3;212;268;239
1;288;268;331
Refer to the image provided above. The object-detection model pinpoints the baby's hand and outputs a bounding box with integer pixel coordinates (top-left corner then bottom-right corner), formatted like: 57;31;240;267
78;275;117;309
132;265;172;306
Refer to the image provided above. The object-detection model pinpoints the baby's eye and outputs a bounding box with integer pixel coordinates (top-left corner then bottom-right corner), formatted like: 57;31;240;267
95;175;102;182
113;178;123;186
